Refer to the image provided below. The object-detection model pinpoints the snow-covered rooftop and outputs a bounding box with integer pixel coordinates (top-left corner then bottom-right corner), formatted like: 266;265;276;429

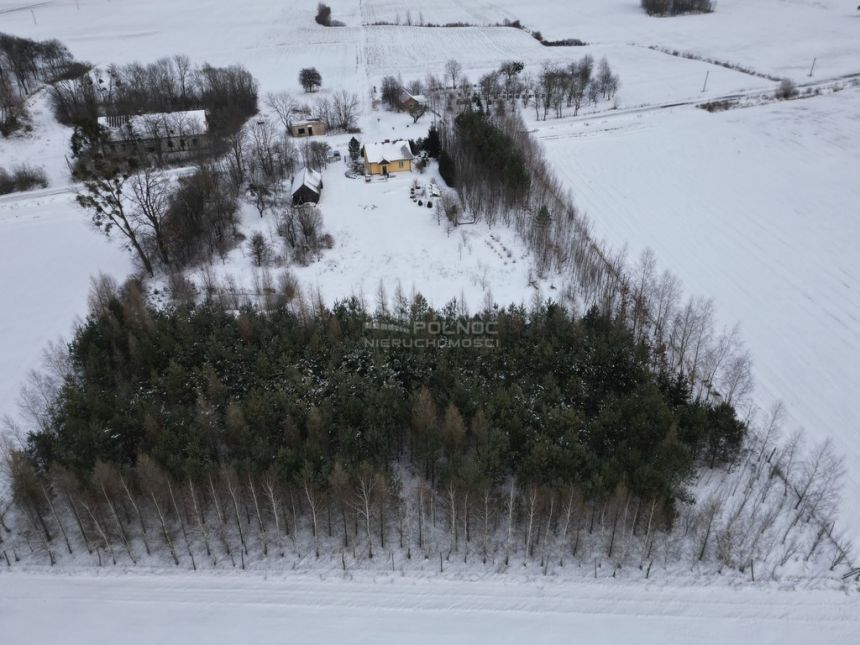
363;140;413;164
97;110;208;142
290;167;323;195
399;87;427;105
290;117;324;127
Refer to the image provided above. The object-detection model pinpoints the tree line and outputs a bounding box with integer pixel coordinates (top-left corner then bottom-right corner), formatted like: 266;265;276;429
402;56;619;123
0;32;87;135
0;284;849;578
52;55;258;155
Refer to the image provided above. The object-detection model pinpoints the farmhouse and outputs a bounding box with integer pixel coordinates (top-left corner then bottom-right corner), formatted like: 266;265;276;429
97;109;209;160
397;87;426;112
289;117;326;137
291;167;323;205
362;140;413;176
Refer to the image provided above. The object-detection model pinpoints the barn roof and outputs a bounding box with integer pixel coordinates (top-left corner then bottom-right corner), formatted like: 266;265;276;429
291;167;323;196
97;110;208;141
363;140;413;164
398;88;426;106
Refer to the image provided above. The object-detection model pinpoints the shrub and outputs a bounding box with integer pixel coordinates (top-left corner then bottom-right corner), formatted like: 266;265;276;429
315;3;332;26
699;99;735;113
775;78;798;100
438;150;456;187
0;164;48;194
641;0;713;16
277;269;299;302
166;270;197;303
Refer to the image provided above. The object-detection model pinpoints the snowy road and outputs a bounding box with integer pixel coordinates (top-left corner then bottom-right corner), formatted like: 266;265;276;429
1;573;858;644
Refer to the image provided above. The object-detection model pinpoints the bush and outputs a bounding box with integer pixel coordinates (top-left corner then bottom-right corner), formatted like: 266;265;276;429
277;269;299;302
0;164;48;194
641;0;713;16
775;78;798;100
315;3;332;26
438;150;456;187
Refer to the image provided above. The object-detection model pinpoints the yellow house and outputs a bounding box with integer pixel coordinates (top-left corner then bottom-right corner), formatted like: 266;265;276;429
362;140;413;176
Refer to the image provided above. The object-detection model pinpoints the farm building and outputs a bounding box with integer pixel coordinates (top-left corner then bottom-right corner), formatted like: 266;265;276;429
397;88;427;112
362;140;413;176
289;117;326;137
291;167;323;205
97;110;209;161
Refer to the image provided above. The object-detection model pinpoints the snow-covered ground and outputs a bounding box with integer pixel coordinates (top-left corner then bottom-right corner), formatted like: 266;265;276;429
190;162;554;310
0;188;132;430
490;0;860;79
0;91;73;187
2;572;858;645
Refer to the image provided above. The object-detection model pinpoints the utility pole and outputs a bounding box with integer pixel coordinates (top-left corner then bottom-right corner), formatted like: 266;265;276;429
701;71;710;93
808;57;817;77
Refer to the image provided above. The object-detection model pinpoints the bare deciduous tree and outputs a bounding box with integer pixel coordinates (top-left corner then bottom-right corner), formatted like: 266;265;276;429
445;59;463;89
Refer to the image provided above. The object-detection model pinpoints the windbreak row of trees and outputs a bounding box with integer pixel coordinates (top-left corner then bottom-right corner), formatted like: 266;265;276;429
0;32;87;135
51;56;258;134
531;56;619;120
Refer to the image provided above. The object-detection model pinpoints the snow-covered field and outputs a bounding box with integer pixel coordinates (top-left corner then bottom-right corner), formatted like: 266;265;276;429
2;572;858;645
0;190;132;430
536;85;860;542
